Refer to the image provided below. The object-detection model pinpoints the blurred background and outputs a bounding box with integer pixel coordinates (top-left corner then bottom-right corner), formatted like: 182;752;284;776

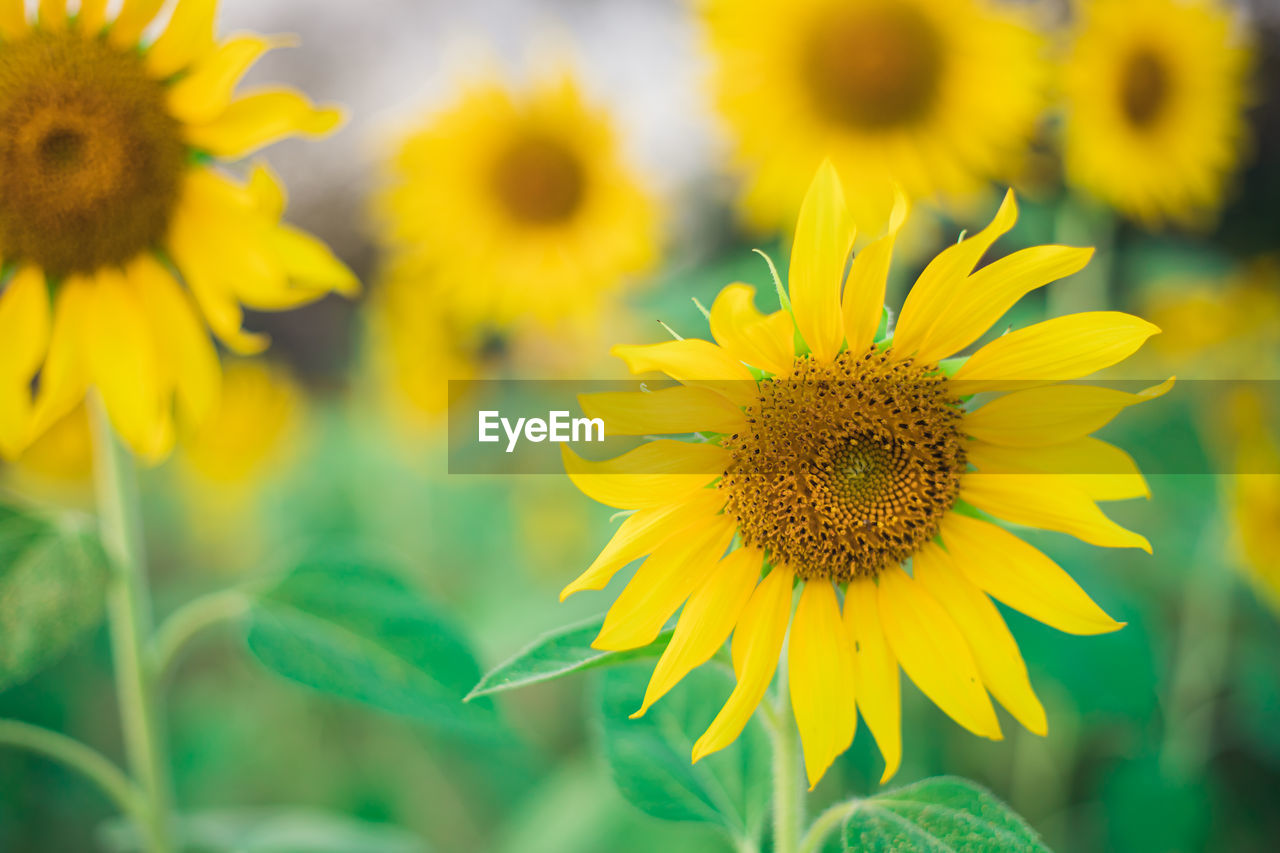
2;0;1280;850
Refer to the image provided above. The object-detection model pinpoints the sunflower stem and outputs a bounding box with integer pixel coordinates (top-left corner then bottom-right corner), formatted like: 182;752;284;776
90;396;175;853
149;587;254;682
768;683;803;853
1049;193;1115;317
1160;514;1234;778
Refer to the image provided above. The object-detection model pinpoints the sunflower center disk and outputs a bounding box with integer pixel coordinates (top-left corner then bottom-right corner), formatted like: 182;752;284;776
802;2;944;130
490;133;586;225
1120;48;1172;129
0;33;186;276
720;348;966;581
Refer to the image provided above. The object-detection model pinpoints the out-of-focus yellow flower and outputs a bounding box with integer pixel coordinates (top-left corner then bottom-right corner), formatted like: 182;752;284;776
563;164;1167;788
0;0;357;463
1;403;94;506
179;359;303;489
1140;260;1280;378
702;0;1047;235
1062;0;1252;227
1225;392;1280;616
375;73;659;332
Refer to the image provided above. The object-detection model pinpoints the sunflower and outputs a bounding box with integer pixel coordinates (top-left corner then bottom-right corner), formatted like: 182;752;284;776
703;0;1047;235
1227;392;1280;617
376;73;658;332
0;0;357;463
1061;0;1252;227
562;163;1170;787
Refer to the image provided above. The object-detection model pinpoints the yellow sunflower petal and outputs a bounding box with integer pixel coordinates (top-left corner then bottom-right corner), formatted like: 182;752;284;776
146;0;217;79
0;0;26;39
913;245;1096;365
788;161;853;362
842;189;908;355
964;378;1175;447
167;35;279;125
940;513;1124;636
594;516;737;651
894;190;1019;358
578;386;746;436
951;312;1161;393
633;546;764;717
789;580;857;789
267;224;360;296
914;542;1047;736
561;488;727;601
109;0;165;49
877;567;1002;740
77;0;107;34
85;269;172;460
0;266;50;382
129;254;221;428
961;473;1152;552
692;564;794;763
37;0;66;31
248;162;287;221
843;578;901;784
612;339;757;406
710;283;796;376
562;441;727;510
185;89;345;159
31;279;93;440
968;438;1150;501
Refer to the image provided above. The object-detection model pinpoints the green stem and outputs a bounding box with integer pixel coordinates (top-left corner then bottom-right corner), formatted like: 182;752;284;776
1160;516;1234;779
150;588;253;681
1049;194;1115;317
89;396;174;853
797;800;860;853
768;687;802;853
0;719;145;822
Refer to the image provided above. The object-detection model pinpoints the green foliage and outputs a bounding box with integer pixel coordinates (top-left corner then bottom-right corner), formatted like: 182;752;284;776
100;808;429;853
842;776;1051;852
596;664;769;845
245;555;500;737
467;615;672;700
0;504;109;693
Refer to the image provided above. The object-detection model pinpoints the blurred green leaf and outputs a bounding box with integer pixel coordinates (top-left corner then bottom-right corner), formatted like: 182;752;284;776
245;555;500;737
842;776;1051;852
1100;755;1210;853
100;808;428;852
596;663;769;844
467;615;672;700
0;505;108;692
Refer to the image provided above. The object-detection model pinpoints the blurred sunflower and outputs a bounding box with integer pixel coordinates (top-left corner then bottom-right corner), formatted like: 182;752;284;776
376;74;658;332
563;164;1169;787
703;0;1046;235
177;358;304;564
1226;392;1280;616
0;0;357;463
1061;0;1252;227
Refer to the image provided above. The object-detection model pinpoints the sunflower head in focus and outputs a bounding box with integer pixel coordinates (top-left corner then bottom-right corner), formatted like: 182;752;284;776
703;0;1047;235
376;73;659;333
563;163;1171;787
0;0;358;463
1062;0;1252;227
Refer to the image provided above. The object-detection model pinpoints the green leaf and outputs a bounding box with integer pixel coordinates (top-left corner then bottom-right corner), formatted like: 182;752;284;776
245;554;500;737
596;663;769;843
467;615;672;701
0;505;109;692
842;776;1051;852
99;808;428;853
